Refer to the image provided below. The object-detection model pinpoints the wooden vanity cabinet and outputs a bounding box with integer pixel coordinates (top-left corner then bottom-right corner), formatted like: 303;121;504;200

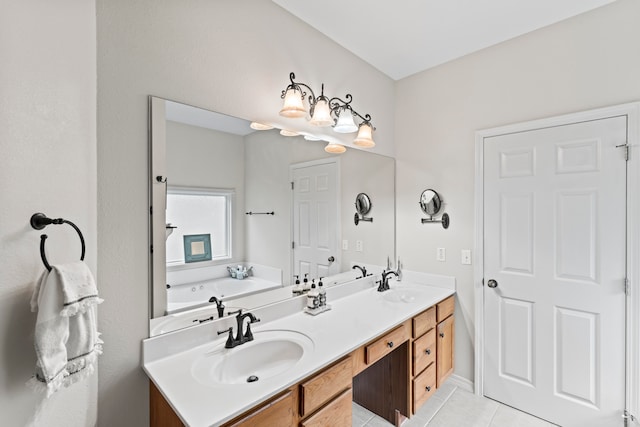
149;295;455;427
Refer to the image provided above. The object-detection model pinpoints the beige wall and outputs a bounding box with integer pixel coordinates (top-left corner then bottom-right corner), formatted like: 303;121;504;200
96;1;394;425
395;0;640;383
0;0;97;426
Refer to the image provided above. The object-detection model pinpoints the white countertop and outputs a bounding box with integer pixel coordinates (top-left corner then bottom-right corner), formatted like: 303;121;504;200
143;274;455;427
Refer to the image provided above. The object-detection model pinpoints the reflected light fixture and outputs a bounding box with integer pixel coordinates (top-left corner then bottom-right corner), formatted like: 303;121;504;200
324;142;346;154
280;129;299;137
279;72;376;149
250;121;274;130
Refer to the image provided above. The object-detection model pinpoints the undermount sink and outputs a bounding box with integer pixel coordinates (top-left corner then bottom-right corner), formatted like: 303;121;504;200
191;329;314;386
382;286;429;303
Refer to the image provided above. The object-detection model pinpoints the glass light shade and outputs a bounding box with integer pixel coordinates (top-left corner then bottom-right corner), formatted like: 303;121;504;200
309;98;333;127
303;134;322;141
279;88;307;118
280;129;299;137
324;142;346;154
250;122;273;130
353;123;375;148
333;110;358;133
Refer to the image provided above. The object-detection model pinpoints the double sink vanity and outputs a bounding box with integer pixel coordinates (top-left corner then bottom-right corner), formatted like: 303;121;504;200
143;273;455;427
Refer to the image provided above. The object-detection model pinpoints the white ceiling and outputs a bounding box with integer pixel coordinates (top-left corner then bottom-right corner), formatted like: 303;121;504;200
272;0;616;80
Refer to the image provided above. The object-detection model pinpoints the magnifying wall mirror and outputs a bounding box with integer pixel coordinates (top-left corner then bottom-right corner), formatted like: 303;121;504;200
354;193;373;225
419;189;450;229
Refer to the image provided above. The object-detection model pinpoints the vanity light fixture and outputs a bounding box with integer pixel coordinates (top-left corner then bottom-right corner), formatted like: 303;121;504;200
279;72;376;148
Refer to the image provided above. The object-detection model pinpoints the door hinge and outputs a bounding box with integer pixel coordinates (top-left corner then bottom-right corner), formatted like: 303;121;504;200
150;206;153;215
616;143;629;161
150;244;154;254
291;241;295;249
625;278;630;296
291;181;294;190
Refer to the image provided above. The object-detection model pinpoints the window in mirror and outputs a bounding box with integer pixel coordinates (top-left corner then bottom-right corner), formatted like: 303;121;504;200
166;187;233;266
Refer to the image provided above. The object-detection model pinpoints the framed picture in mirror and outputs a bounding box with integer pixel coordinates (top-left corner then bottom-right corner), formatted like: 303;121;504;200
183;234;212;263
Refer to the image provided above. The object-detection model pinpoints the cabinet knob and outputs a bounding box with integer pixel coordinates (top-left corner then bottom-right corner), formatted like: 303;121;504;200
425;348;431;355
426;386;431;392
387;341;394;348
439;332;445;338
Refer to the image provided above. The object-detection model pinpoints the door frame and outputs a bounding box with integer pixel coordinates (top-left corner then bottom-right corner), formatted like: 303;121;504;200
473;102;640;420
289;157;342;278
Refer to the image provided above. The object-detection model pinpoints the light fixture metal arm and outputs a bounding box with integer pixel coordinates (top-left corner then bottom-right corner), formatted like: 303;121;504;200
280;72;316;104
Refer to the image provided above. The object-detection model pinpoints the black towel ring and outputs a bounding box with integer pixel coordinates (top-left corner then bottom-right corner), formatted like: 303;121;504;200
30;213;86;272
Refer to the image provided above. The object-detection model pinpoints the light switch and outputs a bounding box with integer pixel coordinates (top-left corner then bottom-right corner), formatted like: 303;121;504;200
356;240;363;252
342;239;349;250
437;247;446;262
461;249;472;265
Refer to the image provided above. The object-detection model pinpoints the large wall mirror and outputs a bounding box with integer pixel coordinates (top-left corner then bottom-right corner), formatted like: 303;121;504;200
148;96;395;336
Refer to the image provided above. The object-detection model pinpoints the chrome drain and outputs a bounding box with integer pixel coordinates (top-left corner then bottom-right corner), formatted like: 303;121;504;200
246;375;259;383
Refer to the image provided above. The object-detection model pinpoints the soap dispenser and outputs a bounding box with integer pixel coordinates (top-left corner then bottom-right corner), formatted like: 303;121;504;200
292;275;302;295
318;277;326;307
302;273;310;293
307;279;319;309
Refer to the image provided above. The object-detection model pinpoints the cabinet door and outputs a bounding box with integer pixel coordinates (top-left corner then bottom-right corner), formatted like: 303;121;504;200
436;315;454;387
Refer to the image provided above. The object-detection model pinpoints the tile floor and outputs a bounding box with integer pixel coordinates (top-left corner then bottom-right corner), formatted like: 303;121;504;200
352;382;557;427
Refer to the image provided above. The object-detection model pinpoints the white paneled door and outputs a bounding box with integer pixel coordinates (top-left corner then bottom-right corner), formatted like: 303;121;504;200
483;117;627;426
291;160;339;281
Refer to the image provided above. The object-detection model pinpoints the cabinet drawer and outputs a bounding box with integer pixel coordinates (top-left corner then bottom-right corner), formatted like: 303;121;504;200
436;296;455;322
412;328;436;376
300;388;352;427
300;357;352;417
412;306;436;338
412;363;436;414
225;390;294;427
365;324;408;365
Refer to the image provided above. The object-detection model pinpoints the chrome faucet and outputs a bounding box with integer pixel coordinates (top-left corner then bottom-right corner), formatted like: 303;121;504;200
352;264;367;278
377;269;399;292
217;309;261;348
208;296;225;318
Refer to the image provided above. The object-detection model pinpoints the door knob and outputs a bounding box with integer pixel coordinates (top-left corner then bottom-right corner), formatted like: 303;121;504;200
328;256;335;262
487;279;498;288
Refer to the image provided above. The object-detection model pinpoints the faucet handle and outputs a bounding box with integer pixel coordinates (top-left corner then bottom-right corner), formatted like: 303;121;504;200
218;327;236;348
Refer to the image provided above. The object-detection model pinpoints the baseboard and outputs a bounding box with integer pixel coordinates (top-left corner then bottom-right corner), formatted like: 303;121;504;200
447;374;473;393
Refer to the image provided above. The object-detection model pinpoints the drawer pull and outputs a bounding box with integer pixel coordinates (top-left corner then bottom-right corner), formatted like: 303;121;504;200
426;386;431;392
425;348;431;355
387;341;394;348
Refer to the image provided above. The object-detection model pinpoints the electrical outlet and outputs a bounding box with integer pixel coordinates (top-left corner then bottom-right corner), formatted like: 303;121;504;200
461;249;472;265
342;239;349;250
356;240;363;252
437;247;446;262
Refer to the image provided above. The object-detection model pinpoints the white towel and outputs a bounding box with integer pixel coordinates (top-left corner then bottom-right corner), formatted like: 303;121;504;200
28;261;103;397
